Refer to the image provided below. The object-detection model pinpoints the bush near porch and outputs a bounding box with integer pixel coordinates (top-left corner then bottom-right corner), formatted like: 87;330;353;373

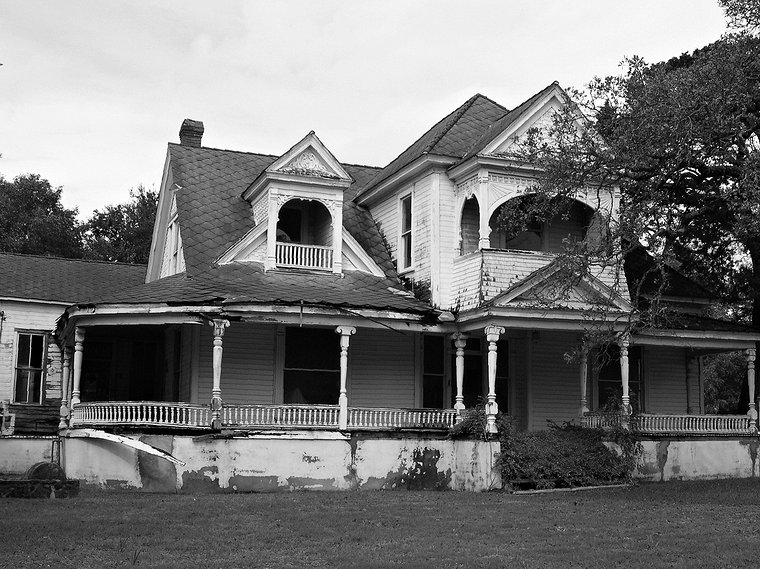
451;410;641;489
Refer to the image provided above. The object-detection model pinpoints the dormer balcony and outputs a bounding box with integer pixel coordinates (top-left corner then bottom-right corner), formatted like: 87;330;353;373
276;242;333;270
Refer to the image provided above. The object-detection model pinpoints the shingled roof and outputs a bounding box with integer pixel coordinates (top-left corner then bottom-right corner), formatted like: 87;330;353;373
357;94;508;198
82;262;431;315
0;253;146;304
168;144;395;278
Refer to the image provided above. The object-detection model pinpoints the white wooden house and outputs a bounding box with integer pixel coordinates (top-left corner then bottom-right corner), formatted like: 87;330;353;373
47;83;760;489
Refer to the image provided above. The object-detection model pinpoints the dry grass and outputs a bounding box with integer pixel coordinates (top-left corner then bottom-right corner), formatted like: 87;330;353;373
1;479;759;568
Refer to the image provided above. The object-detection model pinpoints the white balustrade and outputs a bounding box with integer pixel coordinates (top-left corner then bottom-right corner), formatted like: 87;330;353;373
70;401;211;429
222;404;340;428
582;412;753;436
276;242;333;270
348;407;458;430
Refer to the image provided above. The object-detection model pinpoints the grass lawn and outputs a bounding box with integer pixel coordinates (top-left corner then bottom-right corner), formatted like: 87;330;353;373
1;479;759;568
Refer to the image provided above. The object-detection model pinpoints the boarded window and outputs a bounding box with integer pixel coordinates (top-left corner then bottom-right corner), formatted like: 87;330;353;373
284;328;340;404
14;332;46;404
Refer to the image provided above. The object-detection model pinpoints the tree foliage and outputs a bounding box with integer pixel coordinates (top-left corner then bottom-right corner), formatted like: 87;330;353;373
511;31;760;325
83;185;158;264
0;174;83;258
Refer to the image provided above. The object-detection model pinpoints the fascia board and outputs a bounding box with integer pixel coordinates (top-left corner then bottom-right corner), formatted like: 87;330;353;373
356;155;456;206
341;228;386;278
146;150;174;282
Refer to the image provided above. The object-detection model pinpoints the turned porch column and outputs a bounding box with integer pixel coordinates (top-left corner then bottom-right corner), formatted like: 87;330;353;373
485;325;505;433
335;326;356;430
59;348;72;429
747;348;757;424
579;349;589;416
619;335;631;414
71;327;85;406
210;319;230;430
452;333;468;421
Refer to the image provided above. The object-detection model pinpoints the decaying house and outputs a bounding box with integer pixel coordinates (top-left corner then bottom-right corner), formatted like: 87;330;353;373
11;82;760;490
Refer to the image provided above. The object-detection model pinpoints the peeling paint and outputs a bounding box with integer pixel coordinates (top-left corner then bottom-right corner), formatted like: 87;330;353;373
229;475;280;492
376;447;452;490
739;439;760;477
138;435;177;493
286;476;336;491
656;440;670;482
301;453;320;463
181;466;222;493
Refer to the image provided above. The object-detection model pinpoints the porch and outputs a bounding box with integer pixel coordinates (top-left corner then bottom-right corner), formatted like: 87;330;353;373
581;411;756;436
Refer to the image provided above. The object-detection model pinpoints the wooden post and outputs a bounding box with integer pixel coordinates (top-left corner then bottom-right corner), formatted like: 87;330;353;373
71;327;85;406
451;333;468;421
485;325;505;434
59;348;72;429
210;319;229;430
747;348;757;425
619;335;630;415
335;326;356;430
477;174;490;249
579;350;589;416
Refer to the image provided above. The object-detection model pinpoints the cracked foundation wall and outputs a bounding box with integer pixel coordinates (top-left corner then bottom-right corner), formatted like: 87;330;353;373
61;432;500;492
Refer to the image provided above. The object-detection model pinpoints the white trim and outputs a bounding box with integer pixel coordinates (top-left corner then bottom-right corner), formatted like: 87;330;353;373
397;190;413;272
341;229;386;277
355;155;456;207
0;297;68;306
430;171;441;306
11;329;48;405
146;152;174;283
216;223;268;264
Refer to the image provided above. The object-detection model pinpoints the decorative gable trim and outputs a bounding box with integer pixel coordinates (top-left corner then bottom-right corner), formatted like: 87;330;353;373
341;228;386;277
216;222;268;265
243;131;352;201
490;262;632;312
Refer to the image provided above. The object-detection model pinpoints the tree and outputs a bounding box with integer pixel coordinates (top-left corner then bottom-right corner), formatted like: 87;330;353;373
0;173;83;258
83;185;158;264
510;31;760;327
720;0;760;30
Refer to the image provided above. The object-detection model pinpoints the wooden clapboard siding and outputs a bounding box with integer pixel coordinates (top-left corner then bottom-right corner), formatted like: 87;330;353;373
412;173;432;286
197;323;276;405
508;332;529;430
8;401;60;434
437;173;458;308
645;346;688;414
178;325;194;403
367;191;400;264
529;332;580;430
0;300;65;405
349;329;416;408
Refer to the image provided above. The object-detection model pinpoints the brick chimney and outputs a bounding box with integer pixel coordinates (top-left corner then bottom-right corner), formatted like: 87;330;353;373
179;119;204;147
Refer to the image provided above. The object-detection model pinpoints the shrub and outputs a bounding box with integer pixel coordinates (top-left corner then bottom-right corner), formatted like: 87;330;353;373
498;422;641;490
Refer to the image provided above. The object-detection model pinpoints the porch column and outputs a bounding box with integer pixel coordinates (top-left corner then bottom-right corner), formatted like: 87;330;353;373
485;325;505;433
747;348;757;424
619;335;631;414
71;327;85;406
477;174;490;249
335;326;356;430
59;348;72;429
451;333;468;421
579;349;589;416
210;319;230;430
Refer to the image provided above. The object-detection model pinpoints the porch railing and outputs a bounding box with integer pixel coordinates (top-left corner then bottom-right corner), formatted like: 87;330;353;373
70;401;211;429
223;404;340;428
275;242;333;270
582;412;755;436
348;407;458;430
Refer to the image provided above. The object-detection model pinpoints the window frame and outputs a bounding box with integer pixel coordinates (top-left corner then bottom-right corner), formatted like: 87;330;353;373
12;330;48;405
398;192;413;273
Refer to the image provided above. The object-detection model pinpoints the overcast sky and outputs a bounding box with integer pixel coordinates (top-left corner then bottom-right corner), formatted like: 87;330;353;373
1;0;728;218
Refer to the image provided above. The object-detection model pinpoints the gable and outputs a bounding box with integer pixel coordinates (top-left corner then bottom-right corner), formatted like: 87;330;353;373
490;262;632;313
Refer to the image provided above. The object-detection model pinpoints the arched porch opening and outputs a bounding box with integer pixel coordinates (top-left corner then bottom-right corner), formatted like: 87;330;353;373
459;196;480;255
276;198;333;246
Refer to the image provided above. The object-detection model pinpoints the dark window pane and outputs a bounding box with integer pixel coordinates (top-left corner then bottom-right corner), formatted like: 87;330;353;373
30;334;44;367
15;370;29;402
423;374;444;409
30;370;42;403
285;328;339;370
17;334;31;367
283;370;339;404
401;196;411;233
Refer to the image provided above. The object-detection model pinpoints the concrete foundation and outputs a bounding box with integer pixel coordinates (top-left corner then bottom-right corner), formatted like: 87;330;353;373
62;431;501;492
0;436;58;475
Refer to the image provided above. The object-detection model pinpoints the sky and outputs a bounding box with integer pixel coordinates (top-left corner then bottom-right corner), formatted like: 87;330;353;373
1;0;729;219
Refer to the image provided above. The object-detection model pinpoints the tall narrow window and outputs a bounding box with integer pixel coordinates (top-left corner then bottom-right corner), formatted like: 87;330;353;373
14;332;46;404
283;328;340;404
399;194;412;271
423;335;446;408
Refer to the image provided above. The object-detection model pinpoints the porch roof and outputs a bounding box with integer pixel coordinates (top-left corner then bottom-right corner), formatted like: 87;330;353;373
74;262;432;315
167;144;396;279
0;252;146;304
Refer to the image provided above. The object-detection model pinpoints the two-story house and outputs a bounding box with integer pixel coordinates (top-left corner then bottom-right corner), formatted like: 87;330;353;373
51;83;760;490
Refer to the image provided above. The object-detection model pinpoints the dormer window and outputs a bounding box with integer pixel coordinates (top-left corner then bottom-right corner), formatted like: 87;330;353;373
275;199;334;270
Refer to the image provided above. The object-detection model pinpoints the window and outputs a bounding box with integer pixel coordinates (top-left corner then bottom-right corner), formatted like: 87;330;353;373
14;332;46;404
596;345;643;412
423;335;446;408
399;194;412;271
283;328;340;404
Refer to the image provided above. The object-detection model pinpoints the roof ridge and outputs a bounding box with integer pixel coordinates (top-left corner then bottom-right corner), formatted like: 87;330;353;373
0;251;146;268
168;142;278;160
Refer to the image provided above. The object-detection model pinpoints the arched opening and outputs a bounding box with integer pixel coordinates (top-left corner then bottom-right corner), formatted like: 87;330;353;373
459;197;480;255
276;199;332;246
488;196;595;253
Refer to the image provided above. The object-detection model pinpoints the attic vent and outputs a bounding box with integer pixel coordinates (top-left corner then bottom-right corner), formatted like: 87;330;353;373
179;119;204;147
